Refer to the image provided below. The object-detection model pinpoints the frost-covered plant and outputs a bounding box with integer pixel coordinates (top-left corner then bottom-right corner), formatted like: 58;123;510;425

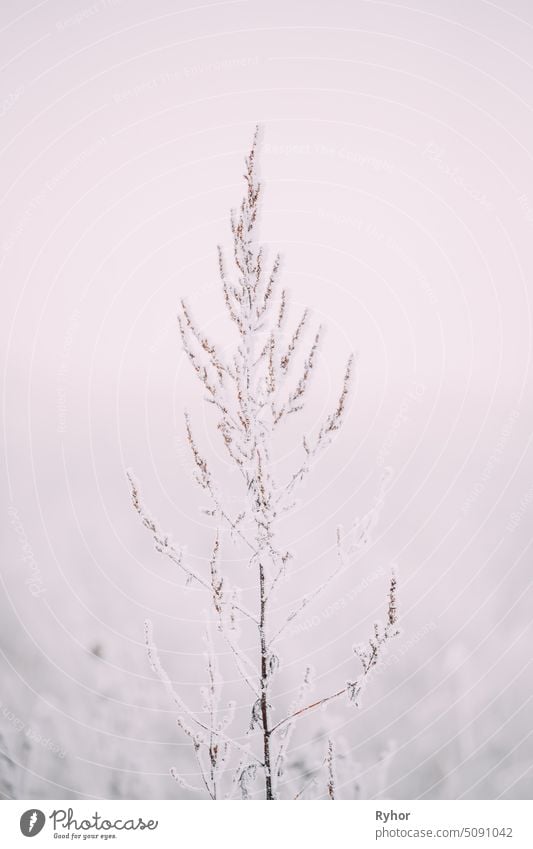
127;128;399;800
0;725;33;799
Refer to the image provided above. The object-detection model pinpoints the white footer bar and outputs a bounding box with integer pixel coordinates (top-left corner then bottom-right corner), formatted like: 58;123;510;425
2;800;531;848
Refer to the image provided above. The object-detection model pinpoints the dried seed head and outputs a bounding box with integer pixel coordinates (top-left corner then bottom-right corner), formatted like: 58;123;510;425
388;568;398;627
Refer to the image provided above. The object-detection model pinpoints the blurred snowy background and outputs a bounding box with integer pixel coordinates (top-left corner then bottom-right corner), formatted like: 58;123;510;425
0;0;532;799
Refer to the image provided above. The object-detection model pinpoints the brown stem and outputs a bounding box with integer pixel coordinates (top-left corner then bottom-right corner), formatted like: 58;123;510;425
259;560;273;799
270;686;348;737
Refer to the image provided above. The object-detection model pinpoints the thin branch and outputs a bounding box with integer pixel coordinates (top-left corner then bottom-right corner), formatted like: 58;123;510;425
327;739;336;800
270;572;399;737
126;469;258;624
145;619;263;765
275;666;312;779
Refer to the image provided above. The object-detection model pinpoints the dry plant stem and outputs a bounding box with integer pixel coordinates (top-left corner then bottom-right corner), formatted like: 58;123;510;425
259;561;272;798
129;126;399;800
294;775;318;800
270;685;349;736
327;739;336;800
